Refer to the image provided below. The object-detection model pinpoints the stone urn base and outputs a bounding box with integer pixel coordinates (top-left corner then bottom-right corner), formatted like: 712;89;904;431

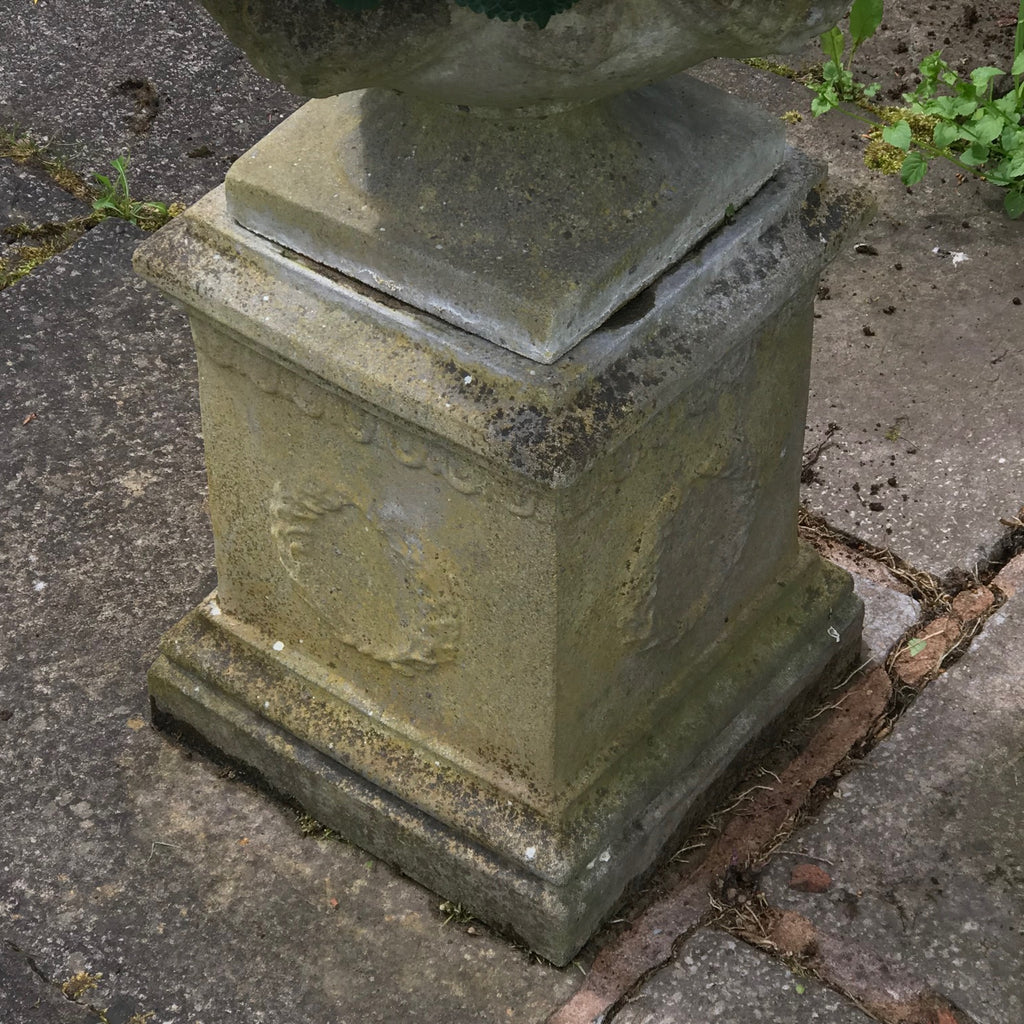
224;77;785;362
136;77;862;965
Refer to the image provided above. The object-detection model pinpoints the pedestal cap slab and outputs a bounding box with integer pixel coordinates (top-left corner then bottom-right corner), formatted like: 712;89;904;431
225;79;785;361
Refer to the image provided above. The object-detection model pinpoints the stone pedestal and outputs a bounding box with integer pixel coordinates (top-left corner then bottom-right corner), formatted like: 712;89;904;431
135;78;862;965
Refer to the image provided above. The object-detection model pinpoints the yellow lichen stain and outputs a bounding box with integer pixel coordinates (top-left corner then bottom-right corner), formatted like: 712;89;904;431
61;970;102;1000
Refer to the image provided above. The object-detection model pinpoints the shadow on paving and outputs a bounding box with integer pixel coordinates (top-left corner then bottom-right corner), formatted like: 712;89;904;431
0;222;578;1022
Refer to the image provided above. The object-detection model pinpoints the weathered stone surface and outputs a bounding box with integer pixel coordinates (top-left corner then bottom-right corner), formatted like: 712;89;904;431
136;146;863;963
199;0;849;107
226;79;784;360
0;216;577;1024
851;575;920;664
614;929;873;1024
692;57;1024;577
0;943;98;1024
0;0;301;202
761;586;1024;1024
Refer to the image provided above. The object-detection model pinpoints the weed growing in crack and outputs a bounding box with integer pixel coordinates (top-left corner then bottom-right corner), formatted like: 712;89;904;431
0;137;182;289
295;811;337;841
61;970;103;1000
809;0;1024;217
438;899;475;927
91;155;181;230
0;216;100;289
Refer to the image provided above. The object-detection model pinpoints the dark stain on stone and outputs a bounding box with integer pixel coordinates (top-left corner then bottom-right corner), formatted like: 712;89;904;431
116;78;161;134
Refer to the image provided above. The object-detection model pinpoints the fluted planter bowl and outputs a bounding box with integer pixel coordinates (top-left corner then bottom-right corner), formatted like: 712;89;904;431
200;0;848;108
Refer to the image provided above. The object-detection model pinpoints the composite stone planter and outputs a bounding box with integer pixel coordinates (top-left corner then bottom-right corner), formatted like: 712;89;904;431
138;0;862;965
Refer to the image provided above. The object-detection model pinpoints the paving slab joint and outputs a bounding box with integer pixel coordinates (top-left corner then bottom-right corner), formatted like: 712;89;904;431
799;507;948;610
712;899;982;1024
801;499;1024;608
545;547;1012;1022
0;129;94;201
0;216;103;291
545;660;896;1024
884;582;997;680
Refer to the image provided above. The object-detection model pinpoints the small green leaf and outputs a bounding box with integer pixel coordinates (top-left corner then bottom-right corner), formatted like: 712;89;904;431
1007;149;1024;177
1003;126;1024;151
795;982;807;995
970;66;1006;91
811;90;838;116
1004;189;1024;219
972;113;1007;145
1012;52;1024;77
907;637;928;657
960;141;991;166
994;93;1022;117
882;120;913;150
933;121;962;149
954;79;981;104
900;151;929;186
919;52;947;84
820;26;845;68
849;0;884;48
821;58;842;83
951;94;981;117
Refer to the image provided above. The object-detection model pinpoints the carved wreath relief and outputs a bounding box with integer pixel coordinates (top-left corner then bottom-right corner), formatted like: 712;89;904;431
617;444;754;652
270;481;460;675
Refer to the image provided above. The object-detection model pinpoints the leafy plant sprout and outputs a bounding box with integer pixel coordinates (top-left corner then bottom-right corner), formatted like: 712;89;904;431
810;0;1024;218
91;155;176;229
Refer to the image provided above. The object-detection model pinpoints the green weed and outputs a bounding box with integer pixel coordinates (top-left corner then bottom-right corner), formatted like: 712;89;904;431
0;132;180;289
91;155;179;229
812;0;884;109
809;0;1024;218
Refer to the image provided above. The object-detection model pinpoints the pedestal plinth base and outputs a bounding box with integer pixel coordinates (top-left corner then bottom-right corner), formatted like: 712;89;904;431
136;135;865;964
150;556;858;964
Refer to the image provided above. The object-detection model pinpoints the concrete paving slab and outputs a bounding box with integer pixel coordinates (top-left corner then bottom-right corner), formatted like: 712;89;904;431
0;161;88;228
0;161;91;276
760;588;1024;1024
0;221;578;1022
0;943;98;1024
693;58;1024;577
804;219;1024;578
1;0;301;204
851;575;920;664
614;929;873;1024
